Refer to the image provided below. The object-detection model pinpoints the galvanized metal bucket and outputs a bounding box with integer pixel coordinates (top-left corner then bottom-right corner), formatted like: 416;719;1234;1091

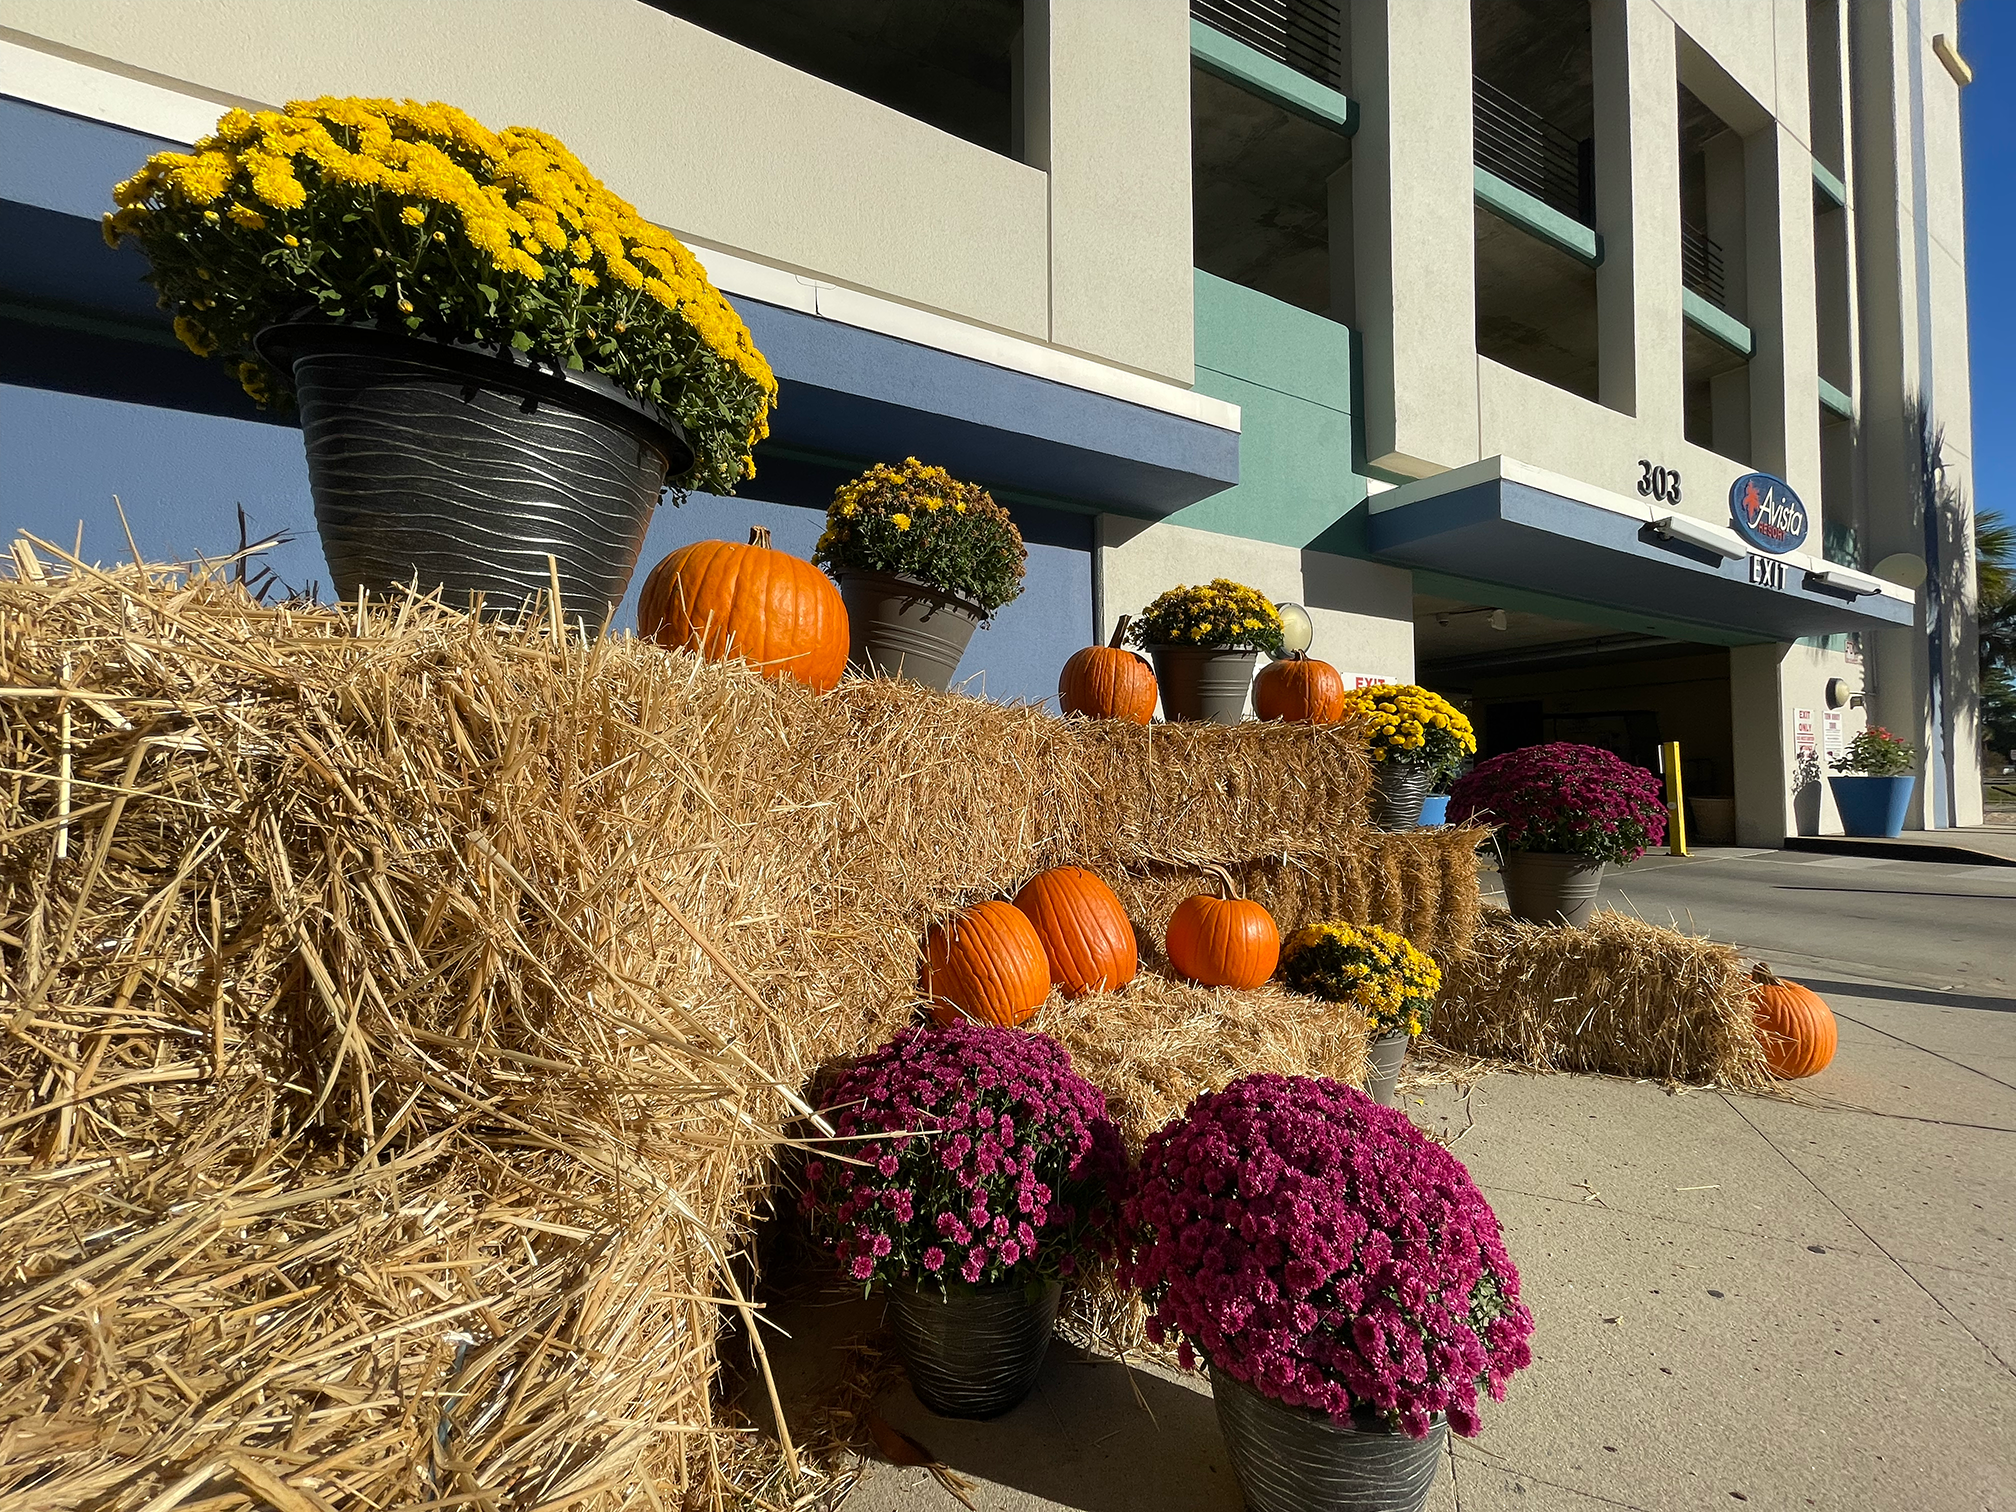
838;570;983;692
1151;646;1257;723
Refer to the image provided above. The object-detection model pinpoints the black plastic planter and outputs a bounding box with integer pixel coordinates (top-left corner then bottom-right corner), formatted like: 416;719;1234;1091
258;323;692;625
887;1277;1062;1419
1370;755;1436;830
1211;1366;1448;1512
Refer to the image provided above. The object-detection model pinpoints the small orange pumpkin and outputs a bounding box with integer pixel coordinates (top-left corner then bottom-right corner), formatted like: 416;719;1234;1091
1059;615;1158;723
1750;964;1838;1078
923;900;1052;1027
1012;865;1138;997
1165;868;1281;990
638;525;849;691
1253;652;1348;724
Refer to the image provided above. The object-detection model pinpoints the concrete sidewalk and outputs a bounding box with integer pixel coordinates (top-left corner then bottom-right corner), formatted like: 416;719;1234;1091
764;856;2015;1511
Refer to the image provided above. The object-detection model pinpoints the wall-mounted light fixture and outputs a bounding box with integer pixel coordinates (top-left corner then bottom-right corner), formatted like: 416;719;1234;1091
1650;513;1747;560
1805;565;1886;598
1272;601;1315;658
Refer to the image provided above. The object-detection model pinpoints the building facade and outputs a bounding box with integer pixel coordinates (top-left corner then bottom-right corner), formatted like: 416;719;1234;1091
0;0;1982;839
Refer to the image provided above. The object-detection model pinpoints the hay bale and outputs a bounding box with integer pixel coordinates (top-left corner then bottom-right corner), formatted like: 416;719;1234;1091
1033;973;1372;1152
0;548;1449;1510
1430;908;1774;1088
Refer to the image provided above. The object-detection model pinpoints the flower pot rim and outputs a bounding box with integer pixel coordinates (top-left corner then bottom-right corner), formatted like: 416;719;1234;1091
1145;643;1263;657
254;318;693;471
1208;1362;1447;1438
889;1273;1062;1298
832;566;989;622
1500;848;1607;867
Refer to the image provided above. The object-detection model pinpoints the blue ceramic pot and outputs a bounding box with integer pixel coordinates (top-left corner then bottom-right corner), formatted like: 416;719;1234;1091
1417;795;1450;827
1828;775;1915;838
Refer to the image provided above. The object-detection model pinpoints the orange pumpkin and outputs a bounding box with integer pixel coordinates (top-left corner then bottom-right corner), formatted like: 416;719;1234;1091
923;900;1052;1027
1751;964;1838;1078
1253;652;1348;724
638;526;849;691
1012;865;1138;997
1059;615;1158;723
1165;869;1280;990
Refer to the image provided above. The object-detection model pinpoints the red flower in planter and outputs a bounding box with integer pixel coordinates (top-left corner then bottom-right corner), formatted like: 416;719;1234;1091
1447;742;1667;864
1124;1074;1532;1438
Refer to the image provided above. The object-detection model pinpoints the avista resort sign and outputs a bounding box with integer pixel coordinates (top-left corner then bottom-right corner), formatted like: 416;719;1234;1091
1728;471;1810;554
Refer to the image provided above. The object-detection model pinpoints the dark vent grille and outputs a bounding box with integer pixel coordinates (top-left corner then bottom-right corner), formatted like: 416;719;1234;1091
1473;79;1593;227
1192;0;1345;92
1681;220;1728;309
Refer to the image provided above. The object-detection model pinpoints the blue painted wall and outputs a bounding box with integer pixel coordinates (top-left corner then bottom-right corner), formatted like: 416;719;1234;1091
0;382;327;593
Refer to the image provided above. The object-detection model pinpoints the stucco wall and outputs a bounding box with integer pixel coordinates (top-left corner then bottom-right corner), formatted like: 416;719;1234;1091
0;0;1198;385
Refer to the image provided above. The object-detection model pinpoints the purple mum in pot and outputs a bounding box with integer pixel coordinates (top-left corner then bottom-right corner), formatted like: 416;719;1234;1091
801;1023;1126;1293
1124;1073;1533;1438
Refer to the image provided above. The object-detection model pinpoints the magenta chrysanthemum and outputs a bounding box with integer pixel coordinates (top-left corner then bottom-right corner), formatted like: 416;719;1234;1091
1123;1073;1533;1438
1446;741;1667;864
803;1023;1125;1294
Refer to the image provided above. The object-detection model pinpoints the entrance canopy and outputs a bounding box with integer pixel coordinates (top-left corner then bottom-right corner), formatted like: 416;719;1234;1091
1367;457;1914;638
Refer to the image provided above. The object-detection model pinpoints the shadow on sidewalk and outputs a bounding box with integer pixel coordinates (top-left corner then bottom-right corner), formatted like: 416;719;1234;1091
1793;977;2016;1015
873;1341;1244;1512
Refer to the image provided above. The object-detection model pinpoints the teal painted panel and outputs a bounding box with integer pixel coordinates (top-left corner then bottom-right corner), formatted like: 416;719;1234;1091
1473;167;1602;265
1190;20;1356;134
1681;287;1754;357
1178;270;1367;548
1175;366;1365;544
1812;157;1847;209
1818;375;1853;418
1193;269;1353;404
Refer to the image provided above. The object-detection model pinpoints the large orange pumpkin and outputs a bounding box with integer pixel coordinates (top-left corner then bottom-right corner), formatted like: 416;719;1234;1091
1059;615;1158;723
637;526;848;691
1254;652;1348;724
923;900;1052;1027
1012;865;1138;997
1751;964;1838;1078
1165;870;1280;990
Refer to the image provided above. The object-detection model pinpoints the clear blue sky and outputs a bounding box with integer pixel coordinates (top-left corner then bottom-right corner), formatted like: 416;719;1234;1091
1964;4;2013;527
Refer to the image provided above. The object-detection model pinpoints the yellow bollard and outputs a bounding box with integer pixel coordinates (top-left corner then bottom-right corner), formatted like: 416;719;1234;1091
1663;740;1689;856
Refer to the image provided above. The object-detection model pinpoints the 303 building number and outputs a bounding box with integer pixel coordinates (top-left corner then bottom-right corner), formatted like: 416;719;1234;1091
1636;459;1683;505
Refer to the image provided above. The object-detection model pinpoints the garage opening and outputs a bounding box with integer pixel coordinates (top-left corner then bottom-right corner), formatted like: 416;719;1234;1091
1412;593;1740;843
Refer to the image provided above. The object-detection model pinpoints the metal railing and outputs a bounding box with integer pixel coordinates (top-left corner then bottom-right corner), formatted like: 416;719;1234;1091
1192;0;1346;92
1681;220;1728;309
1473;78;1594;227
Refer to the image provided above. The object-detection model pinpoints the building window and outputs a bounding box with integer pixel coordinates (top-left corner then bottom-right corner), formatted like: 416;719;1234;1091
1679;81;1750;462
646;0;1023;158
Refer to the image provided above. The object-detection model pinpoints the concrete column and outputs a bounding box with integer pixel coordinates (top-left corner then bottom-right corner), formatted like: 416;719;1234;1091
1748;123;1824;503
1729;641;1792;845
1349;0;1478;479
1328;162;1357;329
1023;0;1196;384
1591;0;1684;429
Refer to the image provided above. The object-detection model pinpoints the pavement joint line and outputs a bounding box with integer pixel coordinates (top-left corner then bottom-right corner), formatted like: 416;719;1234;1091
1828;1008;2016;1096
1717;1091;2016;1383
1474;1181;1881;1256
1448;1448;1659;1510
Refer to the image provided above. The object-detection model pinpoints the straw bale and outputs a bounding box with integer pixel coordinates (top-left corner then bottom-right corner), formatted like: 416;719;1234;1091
0;548;1437;1511
1032;972;1373;1152
1429;908;1775;1088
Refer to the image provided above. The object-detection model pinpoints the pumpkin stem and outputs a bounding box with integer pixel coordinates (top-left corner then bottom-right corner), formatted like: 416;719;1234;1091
1204;863;1243;900
748;525;772;550
1108;614;1132;649
1750;962;1782;986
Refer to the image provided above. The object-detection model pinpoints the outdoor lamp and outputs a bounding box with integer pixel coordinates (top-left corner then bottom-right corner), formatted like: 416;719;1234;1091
1273;601;1314;659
